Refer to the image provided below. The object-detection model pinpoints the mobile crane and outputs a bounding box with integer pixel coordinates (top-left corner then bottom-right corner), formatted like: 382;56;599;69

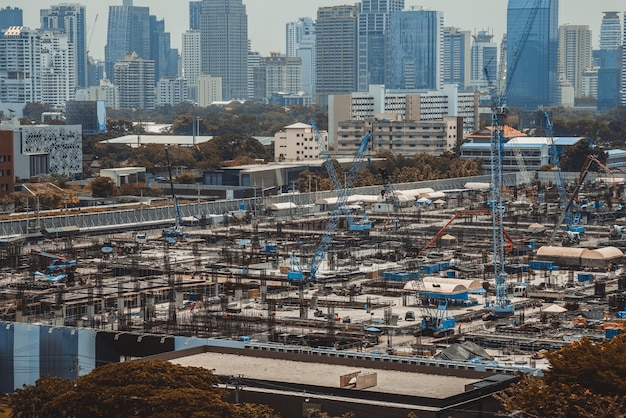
311;121;372;232
288;125;371;283
161;145;188;242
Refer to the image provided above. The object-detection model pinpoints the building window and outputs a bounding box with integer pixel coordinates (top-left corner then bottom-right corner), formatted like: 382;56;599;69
0;184;6;191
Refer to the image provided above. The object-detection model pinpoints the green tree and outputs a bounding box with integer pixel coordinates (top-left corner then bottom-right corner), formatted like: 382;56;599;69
9;375;74;418
496;336;626;417
90;177;116;198
10;360;281;418
175;173;197;184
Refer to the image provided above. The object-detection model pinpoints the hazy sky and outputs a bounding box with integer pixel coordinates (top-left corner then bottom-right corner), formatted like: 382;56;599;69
17;0;626;60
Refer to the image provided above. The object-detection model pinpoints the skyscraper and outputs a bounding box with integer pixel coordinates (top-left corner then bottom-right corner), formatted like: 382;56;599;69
0;27;41;104
105;1;150;83
181;30;201;101
189;1;202;30
150;16;178;82
357;0;404;91
40;4;87;89
558;25;592;99
597;12;621;111
285;17;316;96
200;0;248;100
316;5;359;107
387;9;443;90
114;51;156;110
443;27;471;90
470;30;498;90
506;0;558;109
39;31;75;106
0;6;23;32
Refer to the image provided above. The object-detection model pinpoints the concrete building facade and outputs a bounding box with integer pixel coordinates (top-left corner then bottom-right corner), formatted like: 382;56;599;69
114;52;156;110
156;77;188;107
558;24;592;99
336;116;461;157
197;75;222;107
181;30;201;102
274;122;325;162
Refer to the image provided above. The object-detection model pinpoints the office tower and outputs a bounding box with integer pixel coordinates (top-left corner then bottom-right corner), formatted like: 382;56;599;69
181;30;201;101
156;77;188;106
150;16;178;81
558;25;592;99
600;11;621;50
443;27;471;90
40;31;75;106
87;59;105;87
0;7;23;32
387;9;443;90
470;30;498;89
198;75;222;107
598;12;621;111
252;53;302;100
286;17;316;96
506;0;558;109
248;50;261;100
316;5;359;107
105;1;150;83
200;0;248;100
189;1;202;30
40;4;87;89
0;27;41;104
113;51;156;110
357;0;404;91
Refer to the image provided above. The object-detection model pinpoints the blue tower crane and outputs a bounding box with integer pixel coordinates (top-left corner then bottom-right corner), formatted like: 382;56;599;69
484;0;541;318
288;123;371;283
311;121;372;231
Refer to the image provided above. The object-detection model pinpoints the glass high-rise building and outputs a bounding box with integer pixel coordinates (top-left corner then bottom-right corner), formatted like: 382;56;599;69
443;27;471;90
40;4;87;89
189;1;202;30
386;9;443;90
316;5;359;107
597;12;621;111
558;25;592;99
506;0;558;110
470;30;497;90
200;0;248;100
105;1;150;83
285;17;316;96
357;0;404;91
0;6;22;32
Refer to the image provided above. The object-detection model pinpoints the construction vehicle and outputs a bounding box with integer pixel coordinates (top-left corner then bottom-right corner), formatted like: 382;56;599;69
483;0;541;318
288;125;371;283
404;279;455;337
311;121;372;232
548;154;614;245
418;209;513;256
161;145;188;242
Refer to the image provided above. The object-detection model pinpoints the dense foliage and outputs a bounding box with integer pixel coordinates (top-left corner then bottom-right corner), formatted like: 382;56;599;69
496;335;626;417
9;360;280;418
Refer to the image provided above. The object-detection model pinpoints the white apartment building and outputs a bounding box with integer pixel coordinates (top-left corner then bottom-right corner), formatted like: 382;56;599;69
0;27;42;105
113;51;156;110
198;75;222;107
181;30;201;101
328;84;479;149
39;31;75;107
156;77;188;106
88;78;118;109
274;122;326;162
336;116;462;157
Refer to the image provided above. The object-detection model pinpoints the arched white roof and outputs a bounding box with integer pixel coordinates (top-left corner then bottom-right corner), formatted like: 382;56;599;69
587;247;623;260
268;202;298;210
537;246;586;258
403;277;483;294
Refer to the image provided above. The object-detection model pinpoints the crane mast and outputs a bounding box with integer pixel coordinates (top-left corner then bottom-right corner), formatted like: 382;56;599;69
484;0;541;318
288;122;371;283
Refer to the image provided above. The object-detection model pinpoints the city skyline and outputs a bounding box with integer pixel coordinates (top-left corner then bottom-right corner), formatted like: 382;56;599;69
17;0;626;60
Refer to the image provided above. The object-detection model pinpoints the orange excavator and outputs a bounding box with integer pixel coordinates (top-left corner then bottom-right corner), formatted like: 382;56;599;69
418;209;513;256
